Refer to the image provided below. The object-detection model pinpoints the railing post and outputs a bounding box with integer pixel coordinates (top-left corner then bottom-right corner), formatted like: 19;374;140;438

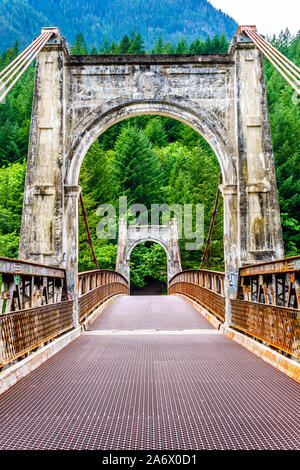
0;334;4;366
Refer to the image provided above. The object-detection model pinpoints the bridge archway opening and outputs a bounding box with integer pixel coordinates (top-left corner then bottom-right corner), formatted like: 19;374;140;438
129;241;168;296
66;101;236;188
77;114;224;275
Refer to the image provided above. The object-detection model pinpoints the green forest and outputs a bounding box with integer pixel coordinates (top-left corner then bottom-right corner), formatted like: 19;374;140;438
0;30;299;289
0;0;237;51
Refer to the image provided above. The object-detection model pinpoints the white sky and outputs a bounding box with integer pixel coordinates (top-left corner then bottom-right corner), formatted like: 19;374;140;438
209;0;300;36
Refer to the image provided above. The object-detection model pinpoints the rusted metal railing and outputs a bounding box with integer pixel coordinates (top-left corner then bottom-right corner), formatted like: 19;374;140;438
0;257;129;366
78;269;129;323
0;257;72;366
0;301;73;366
230;300;300;358
169;257;300;359
168;269;225;321
0;256;67;313
232;256;300;358
237;256;300;308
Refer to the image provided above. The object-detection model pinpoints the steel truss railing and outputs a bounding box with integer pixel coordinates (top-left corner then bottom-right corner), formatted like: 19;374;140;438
237;257;300;309
78;269;129;323
0;258;129;367
169;256;300;358
0;256;67;313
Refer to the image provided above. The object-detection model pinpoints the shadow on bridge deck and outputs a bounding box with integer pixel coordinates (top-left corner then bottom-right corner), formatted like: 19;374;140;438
0;295;299;450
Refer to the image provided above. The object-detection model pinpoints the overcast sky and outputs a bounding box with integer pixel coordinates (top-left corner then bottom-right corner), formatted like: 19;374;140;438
209;0;300;36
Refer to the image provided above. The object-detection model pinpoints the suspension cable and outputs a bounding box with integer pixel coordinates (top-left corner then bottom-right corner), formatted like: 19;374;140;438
248;30;300;82
252;33;300;79
0;33;44;79
78;183;99;270
0;33;51;93
0;30;55;103
200;172;222;269
241;26;300;95
246;29;300;90
250;29;300;75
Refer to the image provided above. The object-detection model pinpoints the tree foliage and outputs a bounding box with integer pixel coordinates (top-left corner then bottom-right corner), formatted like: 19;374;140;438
0;0;237;51
264;30;300;255
0;30;299;288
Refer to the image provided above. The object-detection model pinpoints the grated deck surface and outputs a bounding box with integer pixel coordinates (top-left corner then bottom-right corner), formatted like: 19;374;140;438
0;296;299;450
89;295;214;331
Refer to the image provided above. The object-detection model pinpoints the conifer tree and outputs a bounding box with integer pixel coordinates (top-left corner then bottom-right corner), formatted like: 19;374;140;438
99;39;111;54
163;42;175;54
110;42;119;54
128;33;145;54
119;34;131;53
145;118;168;147
90;45;98;55
72;33;88;54
152;35;164;54
176;38;189;54
114;126;162;206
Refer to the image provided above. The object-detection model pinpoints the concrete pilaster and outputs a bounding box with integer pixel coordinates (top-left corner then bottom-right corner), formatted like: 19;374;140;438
220;184;239;325
19;33;68;267
232;34;284;266
64;185;81;326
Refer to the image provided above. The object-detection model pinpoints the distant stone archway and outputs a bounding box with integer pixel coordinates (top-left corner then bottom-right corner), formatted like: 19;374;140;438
116;219;182;283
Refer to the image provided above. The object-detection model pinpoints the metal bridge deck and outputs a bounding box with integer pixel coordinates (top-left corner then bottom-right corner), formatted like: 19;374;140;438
0;296;299;450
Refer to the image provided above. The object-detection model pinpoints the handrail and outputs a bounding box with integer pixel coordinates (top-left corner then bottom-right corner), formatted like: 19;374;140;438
237;256;300;309
78;268;128;284
168;268;226;321
0;300;73;366
0;256;66;277
169;268;225;285
0;258;129;366
0;257;67;314
77;269;129;323
239;255;300;275
168;258;300;358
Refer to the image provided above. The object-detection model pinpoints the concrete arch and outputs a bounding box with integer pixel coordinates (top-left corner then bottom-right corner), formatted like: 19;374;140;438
65;97;237;186
116;221;182;282
19;42;284;307
126;239;170;262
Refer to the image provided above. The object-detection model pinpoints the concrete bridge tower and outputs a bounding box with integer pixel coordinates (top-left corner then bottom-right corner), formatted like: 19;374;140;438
18;27;284;308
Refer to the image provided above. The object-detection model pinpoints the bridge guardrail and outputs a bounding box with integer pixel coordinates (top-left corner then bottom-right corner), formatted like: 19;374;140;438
0;257;72;366
169;258;300;359
0;300;73;366
0;256;67;313
0;259;129;366
232;256;300;358
78;269;129;323
230;299;300;358
168;269;225;322
237;256;300;309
